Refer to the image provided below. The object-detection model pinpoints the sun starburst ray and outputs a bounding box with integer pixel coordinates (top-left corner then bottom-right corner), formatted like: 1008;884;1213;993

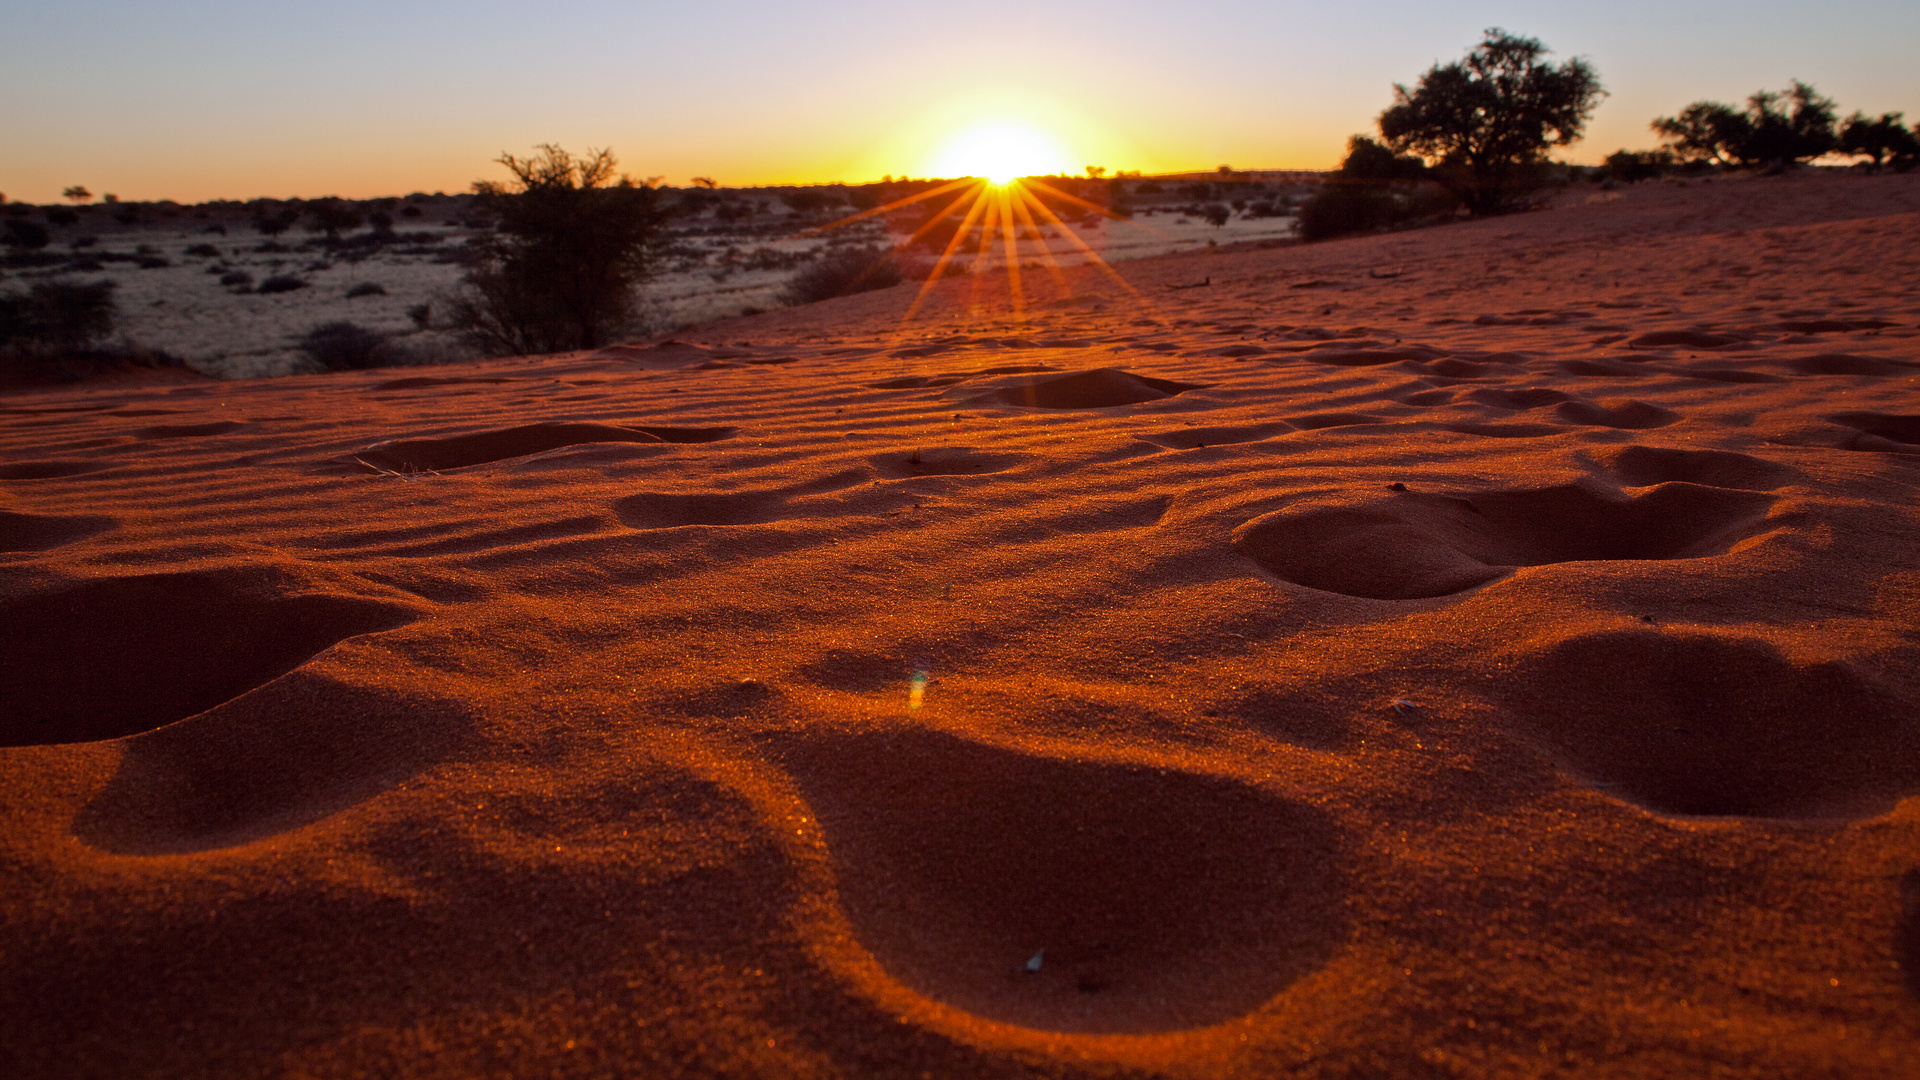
903;180;997;322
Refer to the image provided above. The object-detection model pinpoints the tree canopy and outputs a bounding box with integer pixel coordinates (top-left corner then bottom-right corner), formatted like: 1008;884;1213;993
1376;29;1604;215
1652;82;1840;168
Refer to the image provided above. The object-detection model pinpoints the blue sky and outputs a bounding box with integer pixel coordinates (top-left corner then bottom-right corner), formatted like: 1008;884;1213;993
2;0;1915;201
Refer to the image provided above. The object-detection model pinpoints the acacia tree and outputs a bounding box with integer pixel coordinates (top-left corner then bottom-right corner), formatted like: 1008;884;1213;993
449;145;669;355
1376;29;1604;216
1838;111;1918;170
1653;82;1840;168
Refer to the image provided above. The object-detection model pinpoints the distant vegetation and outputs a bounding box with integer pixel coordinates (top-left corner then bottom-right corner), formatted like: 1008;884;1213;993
446;145;670;355
1300;28;1602;241
780;246;904;306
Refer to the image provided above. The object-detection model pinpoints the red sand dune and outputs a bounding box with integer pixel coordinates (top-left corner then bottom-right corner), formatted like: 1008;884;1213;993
2;172;1919;1078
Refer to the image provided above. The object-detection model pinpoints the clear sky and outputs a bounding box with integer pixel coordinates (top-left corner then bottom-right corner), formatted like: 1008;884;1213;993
3;0;1916;203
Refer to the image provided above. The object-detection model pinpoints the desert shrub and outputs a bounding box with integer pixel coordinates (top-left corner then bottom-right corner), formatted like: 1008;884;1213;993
1377;29;1603;216
1604;149;1675;182
137;255;170;269
1296;185;1406;241
183;242;220;257
298;321;391;371
1297;136;1458;241
253;208;299;235
345;282;387;298
407;302;432;329
4;219;51;250
401;205;423;218
253;240;290;253
1200;203;1231;227
257;275;307;294
447;145;670;355
781;246;904;305
220;271;253;288
46;208;79;227
0;280;117;354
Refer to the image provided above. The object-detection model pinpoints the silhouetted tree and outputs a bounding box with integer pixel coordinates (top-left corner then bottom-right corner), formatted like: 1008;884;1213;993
448;145;670;355
1654;82;1839;169
1376;28;1604;216
1650;102;1747;165
61;186;91;205
1201;203;1231;227
1839;112;1920;170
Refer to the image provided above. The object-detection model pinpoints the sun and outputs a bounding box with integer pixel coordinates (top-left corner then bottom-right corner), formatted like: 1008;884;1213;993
929;123;1069;184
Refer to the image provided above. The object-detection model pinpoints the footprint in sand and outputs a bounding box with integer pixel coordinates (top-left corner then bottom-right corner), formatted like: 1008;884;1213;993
345;420;735;473
963;368;1206;409
0;510;116;552
0;567;417;746
1826;412;1920;454
1553;399;1680;430
1790;353;1919;376
1499;628;1920;819
1234;480;1776;600
72;669;476;854
776;729;1344;1033
1588;445;1797;490
1134;421;1295;450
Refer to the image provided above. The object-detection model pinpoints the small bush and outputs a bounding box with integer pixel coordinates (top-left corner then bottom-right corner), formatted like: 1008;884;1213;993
183;243;221;257
298;321;391;371
4;220;51;250
46;208;79;227
345;282;387;298
780;246;904;305
253;241;291;254
1604;149;1675;183
406;302;432;329
257;275;307;294
137;256;171;269
220;271;253;288
0;280;117;355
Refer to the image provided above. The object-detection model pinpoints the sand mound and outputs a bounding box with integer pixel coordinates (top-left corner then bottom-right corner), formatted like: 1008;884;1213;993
1501;628;1920;818
0;568;416;745
350;421;734;472
967;368;1205;408
1234;481;1775;599
778;729;1343;1032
